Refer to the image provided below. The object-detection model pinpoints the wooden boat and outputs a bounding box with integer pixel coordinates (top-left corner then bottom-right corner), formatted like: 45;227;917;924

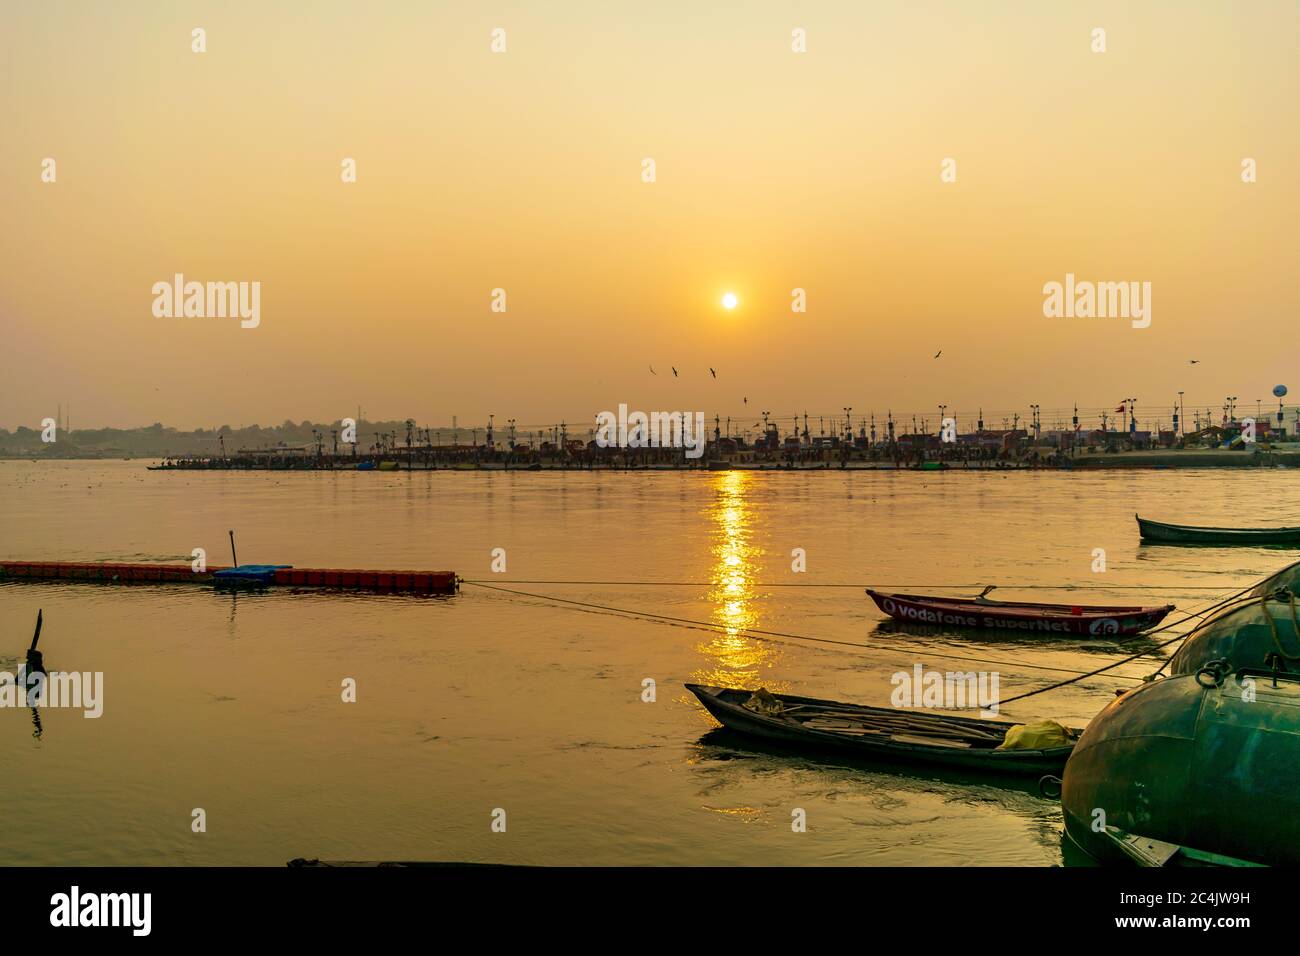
686;684;1078;774
866;587;1173;637
1136;513;1300;545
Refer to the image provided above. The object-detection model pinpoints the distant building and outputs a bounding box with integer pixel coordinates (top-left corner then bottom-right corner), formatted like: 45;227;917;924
1042;429;1079;448
235;443;309;459
958;429;1026;452
897;433;942;452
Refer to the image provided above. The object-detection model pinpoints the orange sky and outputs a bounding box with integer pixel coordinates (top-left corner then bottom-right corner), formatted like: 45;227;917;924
2;1;1298;431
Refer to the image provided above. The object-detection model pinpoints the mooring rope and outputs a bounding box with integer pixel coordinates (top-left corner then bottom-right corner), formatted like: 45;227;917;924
463;576;1269;707
460;579;1238;591
997;586;1266;705
1261;590;1300;662
465;581;1161;681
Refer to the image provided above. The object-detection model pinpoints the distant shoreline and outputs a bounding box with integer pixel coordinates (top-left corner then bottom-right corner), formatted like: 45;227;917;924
4;449;1298;472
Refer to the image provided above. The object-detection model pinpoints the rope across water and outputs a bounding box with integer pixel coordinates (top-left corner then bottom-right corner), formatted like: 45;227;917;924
461;578;1265;704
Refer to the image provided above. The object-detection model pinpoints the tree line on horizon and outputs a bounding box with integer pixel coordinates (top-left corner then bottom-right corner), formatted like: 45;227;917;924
0;420;448;458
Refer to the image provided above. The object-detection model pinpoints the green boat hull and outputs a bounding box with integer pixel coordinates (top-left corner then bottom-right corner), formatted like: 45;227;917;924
1137;514;1300;545
1094;827;1265;867
1062;671;1300;866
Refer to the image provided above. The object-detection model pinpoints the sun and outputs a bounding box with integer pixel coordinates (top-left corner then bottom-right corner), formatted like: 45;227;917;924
722;292;738;310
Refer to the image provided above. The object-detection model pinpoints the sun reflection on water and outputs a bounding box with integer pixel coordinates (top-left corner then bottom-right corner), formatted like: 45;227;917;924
693;470;783;690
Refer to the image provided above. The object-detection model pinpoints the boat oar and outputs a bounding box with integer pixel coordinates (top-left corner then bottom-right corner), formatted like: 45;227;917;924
229;530;239;568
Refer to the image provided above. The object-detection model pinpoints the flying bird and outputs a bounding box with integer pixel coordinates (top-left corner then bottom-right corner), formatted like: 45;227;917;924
934;350;942;359
649;365;657;375
743;397;748;404
1189;359;1200;365
709;368;716;378
671;367;678;377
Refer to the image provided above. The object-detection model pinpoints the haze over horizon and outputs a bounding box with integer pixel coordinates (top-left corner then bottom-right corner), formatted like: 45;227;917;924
4;1;1298;431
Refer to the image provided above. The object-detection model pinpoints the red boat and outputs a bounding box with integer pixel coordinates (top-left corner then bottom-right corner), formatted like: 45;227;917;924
865;587;1174;637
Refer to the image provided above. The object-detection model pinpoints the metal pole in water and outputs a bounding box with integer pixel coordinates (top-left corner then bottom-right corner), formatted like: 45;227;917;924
27;608;46;679
29;608;43;652
229;530;238;568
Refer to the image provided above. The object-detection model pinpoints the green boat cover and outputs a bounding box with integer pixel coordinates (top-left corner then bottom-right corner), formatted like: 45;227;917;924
1252;558;1300;597
1171;593;1300;677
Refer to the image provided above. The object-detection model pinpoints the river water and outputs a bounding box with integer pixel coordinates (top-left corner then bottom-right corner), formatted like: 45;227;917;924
0;461;1293;865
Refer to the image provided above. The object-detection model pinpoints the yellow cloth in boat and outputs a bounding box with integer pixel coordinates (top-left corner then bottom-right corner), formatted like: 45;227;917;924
742;688;784;715
996;719;1072;751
